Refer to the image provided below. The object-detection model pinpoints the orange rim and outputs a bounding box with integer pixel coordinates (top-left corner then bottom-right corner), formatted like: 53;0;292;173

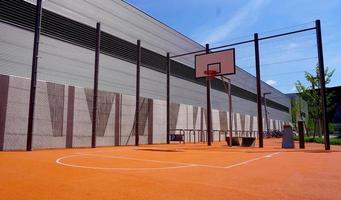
204;70;217;79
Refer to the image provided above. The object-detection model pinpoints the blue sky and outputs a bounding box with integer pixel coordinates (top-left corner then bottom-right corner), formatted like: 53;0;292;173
127;0;341;94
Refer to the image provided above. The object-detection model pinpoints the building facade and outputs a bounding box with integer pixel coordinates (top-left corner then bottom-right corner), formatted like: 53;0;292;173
0;0;290;150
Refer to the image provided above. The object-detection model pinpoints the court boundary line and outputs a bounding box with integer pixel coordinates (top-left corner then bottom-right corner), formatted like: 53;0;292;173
223;152;280;169
56;154;195;171
55;151;280;171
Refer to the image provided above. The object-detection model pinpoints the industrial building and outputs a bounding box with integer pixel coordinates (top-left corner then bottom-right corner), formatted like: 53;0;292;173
0;0;290;150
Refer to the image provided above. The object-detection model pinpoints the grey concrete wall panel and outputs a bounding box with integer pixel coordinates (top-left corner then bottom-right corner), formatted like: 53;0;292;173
0;74;290;150
0;22;290;115
84;89;115;137
66;86;75;148
0;1;290;113
250;116;254;131
137;97;149;136
96;94;116;146
114;93;121;146
32;81;64;149
3;76;30;150
147;99;153;144
240;114;246;132
169;103;180;133
193;106;198;129
0;0;292;149
29;0;204;66
0;75;10;150
219;111;228;131
46;82;65;137
152;99;166;144
120;94;136;145
72;87;92;147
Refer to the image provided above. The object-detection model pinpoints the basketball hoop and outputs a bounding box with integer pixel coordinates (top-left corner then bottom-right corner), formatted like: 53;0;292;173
195;48;235;79
204;69;218;80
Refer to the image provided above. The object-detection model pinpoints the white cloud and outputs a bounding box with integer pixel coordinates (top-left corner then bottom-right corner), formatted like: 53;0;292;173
282;42;299;50
291;86;297;92
265;79;277;86
200;0;270;44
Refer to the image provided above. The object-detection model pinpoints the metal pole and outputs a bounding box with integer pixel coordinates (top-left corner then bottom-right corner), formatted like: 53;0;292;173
26;0;43;151
264;95;269;133
91;22;101;148
170;27;315;59
298;121;305;149
135;40;141;146
220;76;233;147
315;20;330;150
228;79;233;147
166;53;170;144
206;44;212;146
254;33;264;148
263;92;271;134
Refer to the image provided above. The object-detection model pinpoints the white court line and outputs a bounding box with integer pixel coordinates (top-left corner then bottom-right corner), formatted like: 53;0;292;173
71;147;172;155
55;152;281;171
78;153;225;169
224;152;281;169
76;148;135;154
56;155;195;171
78;153;201;166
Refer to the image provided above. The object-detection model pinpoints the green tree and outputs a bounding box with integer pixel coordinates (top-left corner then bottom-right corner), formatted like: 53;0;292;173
291;95;309;135
295;65;335;138
291;99;298;128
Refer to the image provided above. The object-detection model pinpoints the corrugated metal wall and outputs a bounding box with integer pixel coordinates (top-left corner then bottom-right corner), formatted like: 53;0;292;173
0;0;290;123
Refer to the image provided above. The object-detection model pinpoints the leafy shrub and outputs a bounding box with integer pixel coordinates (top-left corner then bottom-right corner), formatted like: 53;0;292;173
328;123;337;134
293;136;341;145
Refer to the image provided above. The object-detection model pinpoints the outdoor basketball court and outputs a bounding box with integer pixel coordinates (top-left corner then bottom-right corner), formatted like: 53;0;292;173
0;1;338;199
1;139;340;200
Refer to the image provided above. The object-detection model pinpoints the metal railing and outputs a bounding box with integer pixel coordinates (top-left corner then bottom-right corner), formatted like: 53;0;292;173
169;129;258;144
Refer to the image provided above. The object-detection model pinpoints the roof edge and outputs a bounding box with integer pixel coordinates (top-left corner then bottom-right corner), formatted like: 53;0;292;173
121;0;205;50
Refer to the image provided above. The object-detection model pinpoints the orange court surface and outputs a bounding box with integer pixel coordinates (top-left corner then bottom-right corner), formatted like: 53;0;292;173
1;138;341;200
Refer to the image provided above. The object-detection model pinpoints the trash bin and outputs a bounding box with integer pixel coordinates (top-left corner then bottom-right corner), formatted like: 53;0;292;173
282;125;294;148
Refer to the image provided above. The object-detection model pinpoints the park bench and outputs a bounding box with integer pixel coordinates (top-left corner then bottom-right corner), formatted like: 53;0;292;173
225;130;256;147
169;133;185;143
226;136;256;147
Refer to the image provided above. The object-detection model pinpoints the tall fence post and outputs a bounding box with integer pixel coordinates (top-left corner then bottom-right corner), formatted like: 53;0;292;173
166;53;170;144
135;40;141;146
254;33;264;148
228;79;233;147
315;20;330;150
26;0;43;151
206;44;212;146
91;22;101;148
298;121;305;149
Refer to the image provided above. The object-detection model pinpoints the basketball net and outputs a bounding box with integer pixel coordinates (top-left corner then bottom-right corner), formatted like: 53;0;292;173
204;69;218;80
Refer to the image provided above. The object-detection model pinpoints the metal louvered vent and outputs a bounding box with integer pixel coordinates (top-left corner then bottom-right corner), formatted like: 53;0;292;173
0;0;289;113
